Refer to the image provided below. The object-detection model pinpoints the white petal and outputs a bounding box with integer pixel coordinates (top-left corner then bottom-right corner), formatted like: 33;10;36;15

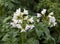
21;29;26;32
12;19;18;24
49;12;54;16
23;9;28;14
37;19;40;22
29;17;34;23
18;20;22;23
53;22;57;26
10;22;16;27
37;13;41;17
14;8;21;16
25;24;31;30
48;15;51;18
16;24;22;29
12;15;17;20
41;9;46;14
24;16;28;20
30;25;35;29
50;16;56;23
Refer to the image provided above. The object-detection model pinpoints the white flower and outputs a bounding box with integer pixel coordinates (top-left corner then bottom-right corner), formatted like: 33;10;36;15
53;22;57;26
48;15;57;27
49;12;54;16
24;16;28;20
48;15;51;18
10;22;16;27
16;24;22;29
25;24;31;30
50;22;57;27
30;25;35;29
18;20;22;24
49;16;56;23
23;9;28;15
12;19;22;24
20;12;24;16
25;24;35;30
41;9;46;15
37;19;40;22
12;15;17;20
14;8;21;17
21;29;26;32
16;8;21;13
12;19;18;24
28;17;34;23
37;13;41;17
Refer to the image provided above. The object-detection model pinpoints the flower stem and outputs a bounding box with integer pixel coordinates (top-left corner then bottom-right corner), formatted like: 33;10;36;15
21;32;25;44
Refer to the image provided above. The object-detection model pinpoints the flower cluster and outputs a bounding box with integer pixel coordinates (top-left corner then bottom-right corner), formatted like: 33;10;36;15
48;12;57;27
10;8;35;32
36;9;57;27
10;8;57;32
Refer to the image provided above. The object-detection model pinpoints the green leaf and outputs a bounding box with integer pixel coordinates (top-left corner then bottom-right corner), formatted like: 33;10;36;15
3;16;12;23
35;29;43;37
26;38;39;44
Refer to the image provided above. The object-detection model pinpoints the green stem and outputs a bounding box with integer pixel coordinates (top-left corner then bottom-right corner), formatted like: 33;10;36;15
21;32;25;44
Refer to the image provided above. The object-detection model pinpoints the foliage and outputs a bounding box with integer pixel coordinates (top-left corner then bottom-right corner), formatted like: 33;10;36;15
0;0;60;44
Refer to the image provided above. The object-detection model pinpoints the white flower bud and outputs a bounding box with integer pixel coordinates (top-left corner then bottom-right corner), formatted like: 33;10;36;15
30;25;35;29
41;9;46;15
49;12;54;16
21;29;26;32
12;15;17;20
28;17;34;23
37;13;41;17
25;24;31;30
10;22;16;27
14;8;21;16
37;19;40;22
16;24;22;29
49;16;56;23
24;16;28;20
18;20;22;24
12;19;18;24
48;14;57;27
53;22;57;26
23;9;28;15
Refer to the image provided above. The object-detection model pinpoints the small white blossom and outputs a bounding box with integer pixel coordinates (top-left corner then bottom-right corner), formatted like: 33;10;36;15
16;24;22;29
23;9;28;15
12;19;18;24
49;12;54;16
41;9;46;15
10;22;16;27
25;24;31;30
28;17;34;23
14;8;21;16
30;25;35;29
18;20;22;24
24;16;28;20
48;15;51;18
21;29;26;32
16;8;21;13
20;12;24;16
12;15;17;20
37;19;40;22
25;24;35;30
48;14;57;27
49;16;56;23
37;13;41;17
50;22;57;27
53;22;57;26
